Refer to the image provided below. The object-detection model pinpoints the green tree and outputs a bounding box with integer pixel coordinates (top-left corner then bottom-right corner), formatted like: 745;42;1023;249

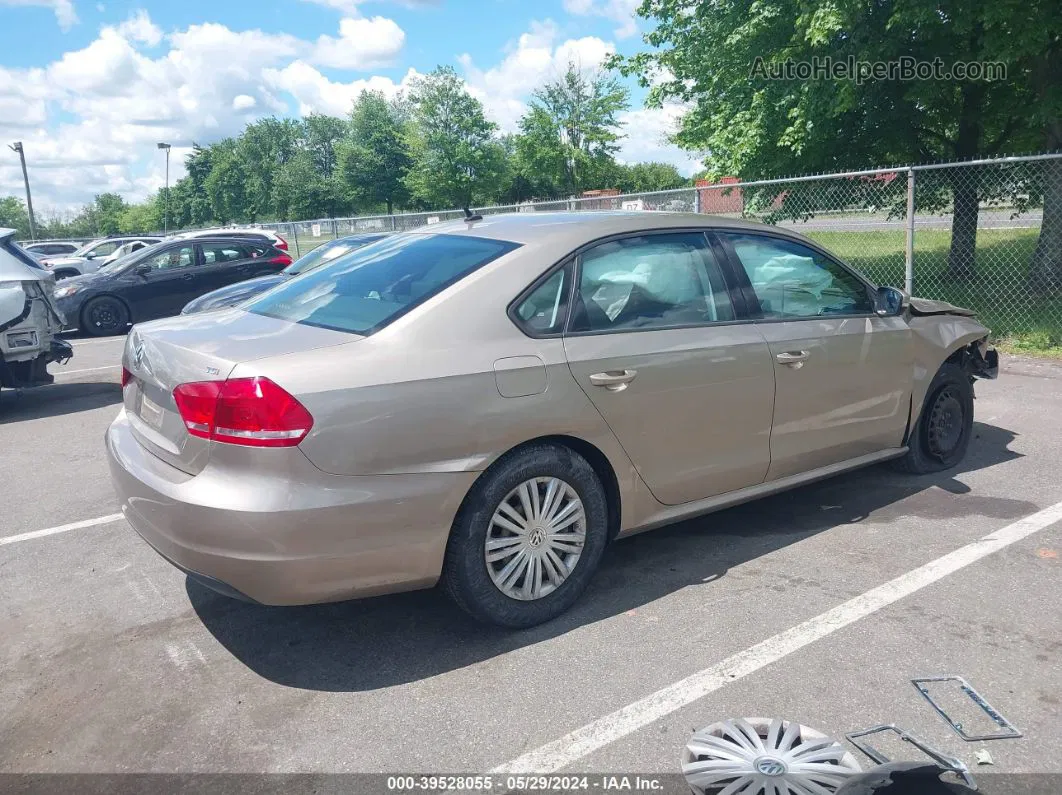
236;117;303;220
405;66;507;208
339;90;413;214
0;196;31;238
92;193;128;235
203;139;248;224
615;0;1043;282
610;161;688;193
517;63;629;195
117;198;161;234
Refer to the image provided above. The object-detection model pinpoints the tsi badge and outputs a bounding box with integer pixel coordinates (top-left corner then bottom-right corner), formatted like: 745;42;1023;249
681;717;862;795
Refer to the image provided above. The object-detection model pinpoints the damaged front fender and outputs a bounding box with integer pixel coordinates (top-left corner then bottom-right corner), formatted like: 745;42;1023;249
908;308;997;428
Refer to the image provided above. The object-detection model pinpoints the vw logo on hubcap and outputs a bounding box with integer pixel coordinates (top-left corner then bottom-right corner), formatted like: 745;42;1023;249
754;757;787;777
527;527;545;547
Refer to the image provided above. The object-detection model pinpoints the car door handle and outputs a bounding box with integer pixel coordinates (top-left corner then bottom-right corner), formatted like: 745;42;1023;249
180;273;195;281
775;350;809;368
589;369;638;391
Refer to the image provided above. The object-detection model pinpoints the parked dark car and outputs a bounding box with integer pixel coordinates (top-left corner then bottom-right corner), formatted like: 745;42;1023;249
181;232;393;314
54;237;292;336
20;241;81;260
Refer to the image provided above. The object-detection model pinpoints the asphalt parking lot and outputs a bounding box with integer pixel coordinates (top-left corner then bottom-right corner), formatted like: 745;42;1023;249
1;335;1060;789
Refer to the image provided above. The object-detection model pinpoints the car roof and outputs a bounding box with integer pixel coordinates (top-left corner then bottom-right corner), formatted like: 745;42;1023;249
415;211;818;248
167;236;275;245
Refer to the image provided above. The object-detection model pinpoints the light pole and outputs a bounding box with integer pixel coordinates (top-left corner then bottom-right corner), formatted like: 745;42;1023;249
157;142;171;233
8;142;37;241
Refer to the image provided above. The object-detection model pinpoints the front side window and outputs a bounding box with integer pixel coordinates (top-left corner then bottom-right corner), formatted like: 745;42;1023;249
248;233;519;335
514;265;571;335
725;234;873;319
570;233;735;332
141;245;195;272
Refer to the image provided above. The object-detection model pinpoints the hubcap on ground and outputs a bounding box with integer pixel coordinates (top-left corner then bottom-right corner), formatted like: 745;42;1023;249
682;717;862;795
927;386;964;460
484;477;586;601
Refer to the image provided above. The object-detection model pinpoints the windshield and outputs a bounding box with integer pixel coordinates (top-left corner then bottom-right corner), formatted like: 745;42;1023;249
285;235;389;275
249;233;519;335
72;238;108;257
95;241;162;274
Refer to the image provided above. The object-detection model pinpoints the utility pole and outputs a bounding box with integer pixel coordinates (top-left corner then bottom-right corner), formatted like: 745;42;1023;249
157;142;171;234
8;142;37;241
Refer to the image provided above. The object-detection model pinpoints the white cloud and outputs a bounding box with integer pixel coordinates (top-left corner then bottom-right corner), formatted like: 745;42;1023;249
459;19;615;131
116;9;163;46
0;0;78;31
615;103;701;176
562;0;640;39
0;11;696;213
301;0;360;13
264;61;419;117
311;16;405;70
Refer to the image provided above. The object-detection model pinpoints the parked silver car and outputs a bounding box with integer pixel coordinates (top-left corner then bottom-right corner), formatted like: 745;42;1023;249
107;213;997;627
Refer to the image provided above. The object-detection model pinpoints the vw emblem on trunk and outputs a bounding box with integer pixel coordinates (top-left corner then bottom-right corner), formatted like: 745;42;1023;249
133;339;150;375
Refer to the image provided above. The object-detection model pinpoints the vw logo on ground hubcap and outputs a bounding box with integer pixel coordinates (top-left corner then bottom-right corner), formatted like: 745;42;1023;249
754;756;787;776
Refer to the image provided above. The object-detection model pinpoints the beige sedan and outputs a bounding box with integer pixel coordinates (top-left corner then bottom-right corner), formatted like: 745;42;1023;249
107;213;998;627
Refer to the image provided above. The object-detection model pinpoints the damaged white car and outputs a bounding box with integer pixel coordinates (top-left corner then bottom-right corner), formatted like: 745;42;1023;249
0;228;72;391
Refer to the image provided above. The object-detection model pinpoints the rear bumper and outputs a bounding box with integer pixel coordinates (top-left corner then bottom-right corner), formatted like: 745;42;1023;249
105;409;478;605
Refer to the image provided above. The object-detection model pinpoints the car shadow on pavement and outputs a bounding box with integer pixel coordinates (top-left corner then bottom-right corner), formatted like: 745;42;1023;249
188;421;1027;692
0;381;122;422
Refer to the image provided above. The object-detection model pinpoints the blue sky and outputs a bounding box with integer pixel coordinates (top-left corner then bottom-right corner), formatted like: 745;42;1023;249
0;0;699;213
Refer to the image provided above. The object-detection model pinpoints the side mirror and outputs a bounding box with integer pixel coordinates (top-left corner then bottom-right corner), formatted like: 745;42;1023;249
134;264;152;277
84;252;96;260
875;286;906;317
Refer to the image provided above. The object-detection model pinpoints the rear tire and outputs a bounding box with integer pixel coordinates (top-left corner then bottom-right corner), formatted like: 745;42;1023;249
894;362;974;474
442;443;609;628
81;296;130;337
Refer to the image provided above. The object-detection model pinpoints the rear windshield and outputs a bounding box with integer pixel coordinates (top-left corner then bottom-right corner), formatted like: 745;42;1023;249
247;233;519;335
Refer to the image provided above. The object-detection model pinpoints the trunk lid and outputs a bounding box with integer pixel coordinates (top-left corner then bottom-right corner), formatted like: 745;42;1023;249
122;308;357;474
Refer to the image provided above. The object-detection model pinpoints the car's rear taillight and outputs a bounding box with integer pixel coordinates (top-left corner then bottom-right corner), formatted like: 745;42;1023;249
274;236;288;251
121;367;133;387
269;254;292;266
172;377;313;447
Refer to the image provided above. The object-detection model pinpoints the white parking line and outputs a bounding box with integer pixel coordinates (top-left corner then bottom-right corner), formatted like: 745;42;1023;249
66;336;126;347
0;513;124;546
492;500;1062;775
53;364;121;376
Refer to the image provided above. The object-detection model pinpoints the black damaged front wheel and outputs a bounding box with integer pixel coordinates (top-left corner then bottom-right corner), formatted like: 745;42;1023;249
894;362;974;474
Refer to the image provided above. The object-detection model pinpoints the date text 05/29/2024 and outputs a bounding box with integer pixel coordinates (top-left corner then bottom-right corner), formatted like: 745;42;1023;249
386;775;667;792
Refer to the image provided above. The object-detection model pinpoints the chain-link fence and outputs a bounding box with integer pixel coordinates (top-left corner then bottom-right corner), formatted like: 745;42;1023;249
26;153;1058;342
256;153;1061;344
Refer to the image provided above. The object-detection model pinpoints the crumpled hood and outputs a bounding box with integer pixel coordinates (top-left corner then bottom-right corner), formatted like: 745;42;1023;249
908;297;978;317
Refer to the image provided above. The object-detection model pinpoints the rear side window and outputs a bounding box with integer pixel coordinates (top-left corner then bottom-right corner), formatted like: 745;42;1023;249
201;244;249;264
570;233;735;332
513;265;571;336
248;233;520;335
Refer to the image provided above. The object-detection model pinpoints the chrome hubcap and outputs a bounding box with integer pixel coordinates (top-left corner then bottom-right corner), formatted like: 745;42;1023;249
485;477;586;601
